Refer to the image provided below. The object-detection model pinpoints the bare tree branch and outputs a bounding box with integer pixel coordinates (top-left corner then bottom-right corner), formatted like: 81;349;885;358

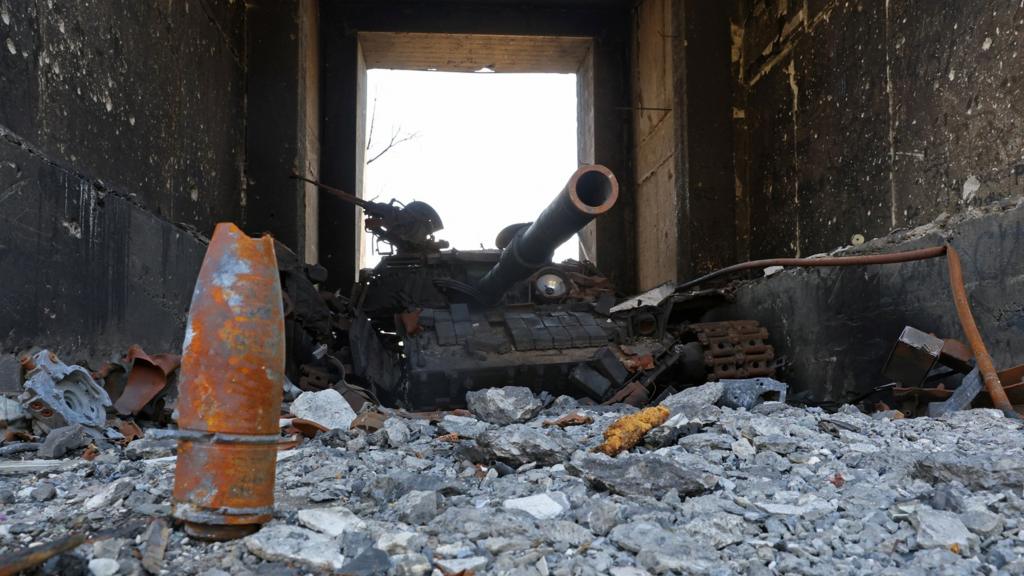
366;91;379;153
366;127;419;165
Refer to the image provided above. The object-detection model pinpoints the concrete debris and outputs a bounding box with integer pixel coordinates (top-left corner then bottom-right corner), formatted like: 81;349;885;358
298;505;367;537
124;437;176;460
290;388;357;430
437;414;491;440
435;556;489;574
914;450;1024;490
244;524;346;572
376;531;427;555
0;459;67;474
395;490;440;524
476;423;575;466
339;546;392;575
0;396;27;424
502;492;570;520
2;395;1024;574
568;452;717;497
719;377;788;409
382;416;412;448
140;517;171;574
87;557;120;576
466;386;544;425
36;424;91;458
961;508;1004;538
390;553;432;576
29;482;56;502
912;507;973;551
661;381;724;413
84;479;134;511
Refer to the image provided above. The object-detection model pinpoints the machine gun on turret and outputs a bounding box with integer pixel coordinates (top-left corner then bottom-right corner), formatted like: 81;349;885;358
291;173;448;255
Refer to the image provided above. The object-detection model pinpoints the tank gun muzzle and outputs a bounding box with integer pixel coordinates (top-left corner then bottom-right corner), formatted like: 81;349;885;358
476;164;618;303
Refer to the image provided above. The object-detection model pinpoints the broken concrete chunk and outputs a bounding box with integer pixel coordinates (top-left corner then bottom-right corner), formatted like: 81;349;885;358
438;414;491;440
290;389;357;430
125;438;177;460
914;451;1024;491
84;480;135;511
755;496;836;518
87;557;120;576
389;553;432;576
661;382;724;414
476;424;575;466
30;482;56;502
583;498;623;536
466;386;543;425
244;524;345;572
37;424;91;459
395;490;440;525
376;531;427;555
0;459;68;475
435;556;489;574
141;518;172;574
609;521;690;554
339;546;392;576
912;507;972;551
0;395;26;424
297;506;367;537
502;492;570;520
718;377;788;410
960;509;1003;538
382;417;412;448
567;452;716;497
731;437;756;458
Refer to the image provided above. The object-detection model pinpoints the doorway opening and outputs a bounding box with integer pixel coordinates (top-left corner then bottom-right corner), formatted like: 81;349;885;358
360;68;579;267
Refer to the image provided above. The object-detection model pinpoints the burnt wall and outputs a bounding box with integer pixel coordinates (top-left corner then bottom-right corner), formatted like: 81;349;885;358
0;0;246;359
712;200;1024;406
737;0;1024;259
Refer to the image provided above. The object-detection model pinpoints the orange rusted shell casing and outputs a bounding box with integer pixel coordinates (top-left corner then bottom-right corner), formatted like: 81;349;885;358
171;223;285;541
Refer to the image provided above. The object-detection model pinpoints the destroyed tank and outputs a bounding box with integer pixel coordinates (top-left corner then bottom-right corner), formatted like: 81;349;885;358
283;165;777;411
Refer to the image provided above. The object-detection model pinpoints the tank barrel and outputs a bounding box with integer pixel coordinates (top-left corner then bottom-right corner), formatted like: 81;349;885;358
477;164;619;303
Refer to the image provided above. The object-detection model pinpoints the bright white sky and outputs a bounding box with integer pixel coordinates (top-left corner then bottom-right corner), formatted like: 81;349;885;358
361;69;579;267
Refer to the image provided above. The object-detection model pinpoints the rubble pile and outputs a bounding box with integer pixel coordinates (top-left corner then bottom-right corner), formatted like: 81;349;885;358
3;384;1024;575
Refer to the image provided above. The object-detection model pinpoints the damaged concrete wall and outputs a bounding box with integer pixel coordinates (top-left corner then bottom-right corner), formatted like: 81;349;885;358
632;0;677;290
705;1;1024;403
712;200;1024;406
0;0;246;359
737;0;1024;258
631;0;738;290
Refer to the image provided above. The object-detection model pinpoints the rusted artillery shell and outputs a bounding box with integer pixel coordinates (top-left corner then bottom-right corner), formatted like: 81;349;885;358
171;223;285;540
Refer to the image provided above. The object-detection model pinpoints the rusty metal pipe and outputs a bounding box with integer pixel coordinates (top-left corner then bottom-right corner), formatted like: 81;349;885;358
675;242;1017;416
944;243;1016;417
675;245;949;291
171;223;286;540
477;164;619;303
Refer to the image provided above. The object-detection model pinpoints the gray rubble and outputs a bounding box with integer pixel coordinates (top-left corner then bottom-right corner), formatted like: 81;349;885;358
2;385;1024;575
465;386;544;425
290;389;358;430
